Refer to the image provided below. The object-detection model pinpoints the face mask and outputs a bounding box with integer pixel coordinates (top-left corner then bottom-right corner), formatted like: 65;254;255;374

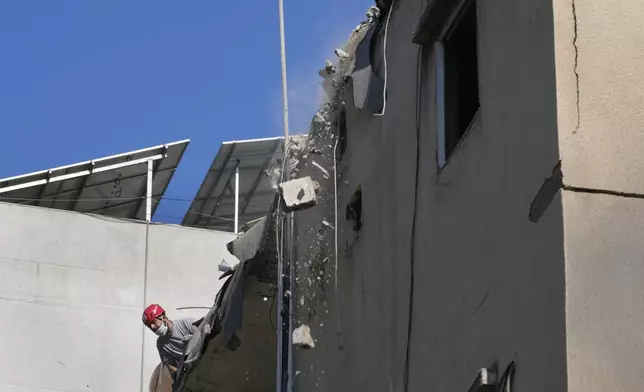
154;321;168;337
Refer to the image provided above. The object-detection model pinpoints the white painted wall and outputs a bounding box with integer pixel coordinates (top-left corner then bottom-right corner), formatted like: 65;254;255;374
0;201;237;392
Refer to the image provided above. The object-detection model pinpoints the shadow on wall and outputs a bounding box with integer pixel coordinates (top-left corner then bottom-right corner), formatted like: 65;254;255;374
149;363;173;392
288;0;569;390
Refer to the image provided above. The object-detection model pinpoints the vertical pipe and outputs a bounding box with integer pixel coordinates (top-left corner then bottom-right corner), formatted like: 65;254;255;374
435;41;446;169
276;219;284;392
140;159;154;391
278;0;290;142
234;165;240;233
286;212;294;392
146;160;153;222
277;1;291;391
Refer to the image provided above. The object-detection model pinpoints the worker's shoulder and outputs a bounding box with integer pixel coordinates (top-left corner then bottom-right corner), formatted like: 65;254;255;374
175;317;197;325
174;317;198;330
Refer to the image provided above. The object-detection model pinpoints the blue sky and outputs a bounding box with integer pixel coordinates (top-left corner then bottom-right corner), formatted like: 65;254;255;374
0;1;371;223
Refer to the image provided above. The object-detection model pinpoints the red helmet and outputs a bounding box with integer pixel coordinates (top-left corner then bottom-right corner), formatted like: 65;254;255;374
142;304;165;325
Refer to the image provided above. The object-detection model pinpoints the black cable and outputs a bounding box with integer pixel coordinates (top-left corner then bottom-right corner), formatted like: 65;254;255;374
402;45;423;392
269;287;277;333
495;361;516;392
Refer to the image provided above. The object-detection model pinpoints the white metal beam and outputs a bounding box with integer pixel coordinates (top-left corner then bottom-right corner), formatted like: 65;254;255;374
234;166;240;233
146;160;154;222
0;154;165;194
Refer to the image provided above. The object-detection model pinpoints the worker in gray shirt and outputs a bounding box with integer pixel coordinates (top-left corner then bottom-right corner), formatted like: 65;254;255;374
142;303;198;379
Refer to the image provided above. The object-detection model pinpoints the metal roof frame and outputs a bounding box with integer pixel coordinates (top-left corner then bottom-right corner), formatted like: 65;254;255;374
182;136;284;232
0;139;190;220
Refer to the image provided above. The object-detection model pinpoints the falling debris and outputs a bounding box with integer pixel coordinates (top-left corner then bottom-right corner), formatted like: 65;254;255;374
318;60;336;79
366;6;381;22
322;220;335;230
293;325;315;348
279;176;320;212
334;48;349;59
311;161;330;179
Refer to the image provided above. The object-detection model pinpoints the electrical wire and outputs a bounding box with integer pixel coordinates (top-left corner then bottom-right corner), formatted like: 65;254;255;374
402;45;424;392
0;195;239;226
332;136;343;344
495;362;516;392
0;194;259;223
374;0;398;117
270;285;277;333
181;209;237;222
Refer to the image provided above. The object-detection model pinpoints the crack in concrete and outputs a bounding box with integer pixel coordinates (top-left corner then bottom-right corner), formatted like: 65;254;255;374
563;185;644;200
572;0;581;133
530;161;644;222
469;292;490;321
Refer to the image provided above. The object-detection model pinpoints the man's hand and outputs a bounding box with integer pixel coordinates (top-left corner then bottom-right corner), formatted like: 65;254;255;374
167;364;178;374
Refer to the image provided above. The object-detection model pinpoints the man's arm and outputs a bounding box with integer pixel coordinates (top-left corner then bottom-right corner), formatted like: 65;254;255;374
186;317;200;335
157;342;178;374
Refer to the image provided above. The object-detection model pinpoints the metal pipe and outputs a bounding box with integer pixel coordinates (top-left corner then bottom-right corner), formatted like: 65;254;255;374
234;165;240;233
139;159;155;391
146;160;153;222
287;212;295;392
278;0;290;142
277;1;292;390
276;218;284;392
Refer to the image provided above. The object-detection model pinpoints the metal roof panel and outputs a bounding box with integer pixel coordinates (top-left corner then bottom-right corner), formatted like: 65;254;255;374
0;140;189;221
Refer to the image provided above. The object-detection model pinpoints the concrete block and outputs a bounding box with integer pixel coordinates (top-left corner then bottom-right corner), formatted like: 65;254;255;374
279;176;320;212
293;325;315;348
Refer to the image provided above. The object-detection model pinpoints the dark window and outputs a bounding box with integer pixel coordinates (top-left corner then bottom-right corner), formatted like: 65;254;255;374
346;186;362;233
442;0;479;161
336;105;347;160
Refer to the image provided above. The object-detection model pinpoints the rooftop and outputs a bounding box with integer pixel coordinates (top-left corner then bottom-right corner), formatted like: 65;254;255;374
0;140;189;220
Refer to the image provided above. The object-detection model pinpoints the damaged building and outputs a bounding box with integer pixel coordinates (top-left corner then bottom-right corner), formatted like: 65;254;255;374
269;0;644;391
4;0;644;390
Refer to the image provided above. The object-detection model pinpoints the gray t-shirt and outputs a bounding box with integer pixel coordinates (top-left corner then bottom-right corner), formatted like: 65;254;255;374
156;318;198;368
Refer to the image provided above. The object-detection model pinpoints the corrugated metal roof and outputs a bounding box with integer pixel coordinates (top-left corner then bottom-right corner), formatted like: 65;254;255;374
182;137;283;232
0;140;189;220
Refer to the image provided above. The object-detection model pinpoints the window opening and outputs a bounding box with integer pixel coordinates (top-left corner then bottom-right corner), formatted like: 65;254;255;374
435;0;479;168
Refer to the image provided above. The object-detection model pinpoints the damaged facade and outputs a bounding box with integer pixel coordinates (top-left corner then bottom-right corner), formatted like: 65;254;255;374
157;0;644;391
278;0;644;391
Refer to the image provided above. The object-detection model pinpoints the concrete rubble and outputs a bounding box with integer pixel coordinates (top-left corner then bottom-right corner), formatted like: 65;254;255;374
292;325;315;349
334;48;349;59
311;160;330;179
279;176;320;212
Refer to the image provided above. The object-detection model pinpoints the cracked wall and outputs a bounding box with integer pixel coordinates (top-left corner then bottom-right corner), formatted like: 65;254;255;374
552;1;644;390
554;0;644;194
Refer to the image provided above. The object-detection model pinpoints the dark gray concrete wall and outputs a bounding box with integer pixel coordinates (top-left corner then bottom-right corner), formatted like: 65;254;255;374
290;0;566;391
0;201;236;392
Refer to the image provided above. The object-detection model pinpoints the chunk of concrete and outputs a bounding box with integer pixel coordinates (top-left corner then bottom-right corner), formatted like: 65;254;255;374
293;325;315;348
279;176;319;212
